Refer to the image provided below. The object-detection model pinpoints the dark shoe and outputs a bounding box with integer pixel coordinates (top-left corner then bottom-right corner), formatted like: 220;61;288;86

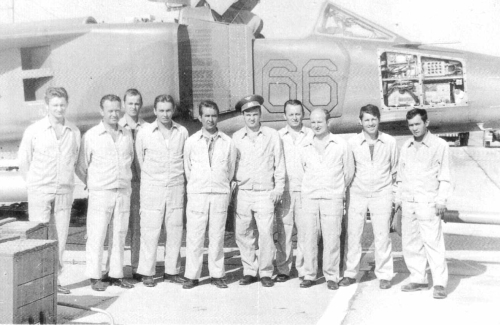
239;275;258;285
132;273;143;281
101;272;111;283
379;279;392;289
182;279;199;289
211;278;228;289
401;283;429;292
300;280;315;288
275;274;290;283
327;280;339;290
433;286;447;299
57;285;71;294
142;276;156;287
260;277;274;287
164;274;187;284
109;278;135;289
339;277;356;287
90;278;107;291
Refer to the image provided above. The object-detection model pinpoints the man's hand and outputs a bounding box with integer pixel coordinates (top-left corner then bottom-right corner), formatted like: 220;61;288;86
435;204;446;217
270;191;282;205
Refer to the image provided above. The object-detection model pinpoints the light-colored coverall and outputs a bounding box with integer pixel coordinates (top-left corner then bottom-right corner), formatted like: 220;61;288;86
104;116;147;273
184;130;237;280
396;131;452;287
276;125;313;277
18;116;81;283
301;134;354;282
76;121;134;279
232;126;285;278
135;120;188;277
344;131;398;281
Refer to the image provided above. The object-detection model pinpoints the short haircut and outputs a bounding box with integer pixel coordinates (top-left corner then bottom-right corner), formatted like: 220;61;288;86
199;100;219;116
123;88;143;106
100;94;121;109
406;108;428;122
359;104;380;120
312;108;330;121
154;94;176;110
45;87;68;104
283;99;304;115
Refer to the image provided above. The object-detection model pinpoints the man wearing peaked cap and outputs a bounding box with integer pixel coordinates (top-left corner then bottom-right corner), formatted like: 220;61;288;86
235;94;264;112
232;94;285;288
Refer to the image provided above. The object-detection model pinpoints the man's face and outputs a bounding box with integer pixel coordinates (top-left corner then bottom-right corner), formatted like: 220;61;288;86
155;102;174;125
284;104;303;129
360;112;379;136
124;95;142;118
407;114;429;139
243;107;261;129
310;110;329;136
46;97;67;120
101;100;121;126
201;107;218;132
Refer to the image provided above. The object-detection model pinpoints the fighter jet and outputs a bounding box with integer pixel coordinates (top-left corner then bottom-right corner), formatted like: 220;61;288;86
1;0;500;203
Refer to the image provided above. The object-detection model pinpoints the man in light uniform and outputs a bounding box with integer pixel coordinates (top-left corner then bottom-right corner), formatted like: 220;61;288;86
396;108;451;299
341;104;398;289
300;108;354;290
183;100;237;289
18;87;80;295
106;89;148;280
135;95;188;287
76;94;135;291
232;94;285;288
275;99;313;282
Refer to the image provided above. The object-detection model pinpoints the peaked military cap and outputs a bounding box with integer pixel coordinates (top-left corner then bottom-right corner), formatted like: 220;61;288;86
235;94;264;112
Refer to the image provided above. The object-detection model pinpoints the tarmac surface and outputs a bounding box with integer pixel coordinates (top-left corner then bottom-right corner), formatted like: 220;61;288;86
4;131;500;325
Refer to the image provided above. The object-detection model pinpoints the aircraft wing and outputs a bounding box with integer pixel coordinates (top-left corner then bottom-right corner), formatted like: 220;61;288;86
0;17;95;51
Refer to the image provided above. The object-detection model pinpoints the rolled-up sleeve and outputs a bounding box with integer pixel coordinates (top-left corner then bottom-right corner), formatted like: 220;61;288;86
75;134;90;186
436;143;452;205
17;128;33;181
273;135;285;195
343;142;355;187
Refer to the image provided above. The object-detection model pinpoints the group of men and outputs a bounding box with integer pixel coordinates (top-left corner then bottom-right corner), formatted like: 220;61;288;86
18;87;451;299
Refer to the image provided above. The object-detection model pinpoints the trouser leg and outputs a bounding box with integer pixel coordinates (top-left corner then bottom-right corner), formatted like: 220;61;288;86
137;186;166;277
235;190;258;277
163;185;185;275
108;188;131;278
402;201;428;284
185;194;209;280
86;190;114;279
292;192;305;277
368;196;394;281
276;191;294;275
207;194;229;278
302;198;320;281
416;202;448;287
343;194;368;279
53;192;73;275
129;181;141;272
320;199;343;282
253;191;276;278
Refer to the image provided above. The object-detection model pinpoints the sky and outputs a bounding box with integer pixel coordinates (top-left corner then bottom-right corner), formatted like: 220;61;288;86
1;0;500;57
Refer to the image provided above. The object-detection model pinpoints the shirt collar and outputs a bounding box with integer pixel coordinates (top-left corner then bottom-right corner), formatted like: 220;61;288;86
119;115;146;128
283;125;307;135
305;133;337;146
242;125;265;138
357;131;387;145
97;121;124;135
151;120;179;132
408;130;434;148
196;129;224;141
41;116;72;131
